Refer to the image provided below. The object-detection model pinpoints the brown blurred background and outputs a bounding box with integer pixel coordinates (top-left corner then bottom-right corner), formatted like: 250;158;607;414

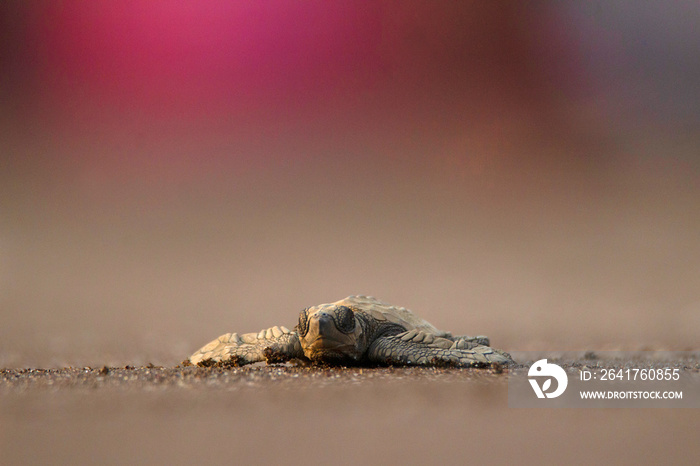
1;1;699;368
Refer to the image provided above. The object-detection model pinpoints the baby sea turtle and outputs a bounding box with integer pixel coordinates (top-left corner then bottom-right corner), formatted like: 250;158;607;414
189;295;513;368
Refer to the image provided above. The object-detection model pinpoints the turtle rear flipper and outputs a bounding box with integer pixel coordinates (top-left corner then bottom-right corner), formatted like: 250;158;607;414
367;330;513;367
450;335;491;347
189;326;303;367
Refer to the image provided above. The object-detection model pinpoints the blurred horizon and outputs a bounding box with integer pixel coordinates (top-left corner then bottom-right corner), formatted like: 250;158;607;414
1;1;698;367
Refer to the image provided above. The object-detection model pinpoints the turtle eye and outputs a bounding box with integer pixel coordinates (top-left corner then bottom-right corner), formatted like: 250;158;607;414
335;306;356;333
297;308;309;337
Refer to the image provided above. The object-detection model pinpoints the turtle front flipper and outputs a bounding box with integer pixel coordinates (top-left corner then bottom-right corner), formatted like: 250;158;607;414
367;330;513;367
189;326;303;367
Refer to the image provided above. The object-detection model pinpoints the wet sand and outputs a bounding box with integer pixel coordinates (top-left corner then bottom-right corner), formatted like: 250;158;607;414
2;359;699;465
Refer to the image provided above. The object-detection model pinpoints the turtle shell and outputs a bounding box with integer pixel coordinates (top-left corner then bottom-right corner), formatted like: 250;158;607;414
333;295;449;337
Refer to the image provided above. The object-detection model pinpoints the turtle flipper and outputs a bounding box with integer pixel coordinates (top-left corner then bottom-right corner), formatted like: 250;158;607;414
367;330;513;367
450;335;491;347
189;326;303;366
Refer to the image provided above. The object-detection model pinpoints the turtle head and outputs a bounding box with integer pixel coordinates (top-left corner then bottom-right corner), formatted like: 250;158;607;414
296;304;364;364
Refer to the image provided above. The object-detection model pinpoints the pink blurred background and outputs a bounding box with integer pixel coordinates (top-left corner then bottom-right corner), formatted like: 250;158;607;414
1;1;699;367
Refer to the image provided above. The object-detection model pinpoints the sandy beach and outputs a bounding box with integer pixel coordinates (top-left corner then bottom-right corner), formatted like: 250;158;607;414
2;359;699;465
